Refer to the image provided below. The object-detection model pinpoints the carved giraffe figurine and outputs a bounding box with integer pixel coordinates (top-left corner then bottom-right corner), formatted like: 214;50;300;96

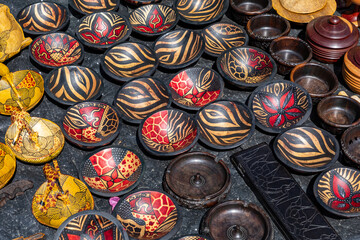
10;109;39;147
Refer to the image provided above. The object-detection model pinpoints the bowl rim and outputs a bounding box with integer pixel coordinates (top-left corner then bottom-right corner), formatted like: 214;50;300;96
68;0;120;16
216;46;277;88
341;124;360;165
273;126;340;173
16;1;70;36
60;100;122;148
196;99;255;150
230;0;273;15
138;108;199;157
44;65;104;106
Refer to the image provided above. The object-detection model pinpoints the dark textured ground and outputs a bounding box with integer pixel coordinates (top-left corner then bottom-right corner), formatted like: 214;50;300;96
1;0;360;239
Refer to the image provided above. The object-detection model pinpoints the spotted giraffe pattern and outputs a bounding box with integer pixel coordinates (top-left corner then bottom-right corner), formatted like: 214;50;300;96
10;110;39;146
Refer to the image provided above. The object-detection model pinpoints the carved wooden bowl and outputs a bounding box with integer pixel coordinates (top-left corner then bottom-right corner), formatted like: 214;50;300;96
101;42;158;82
196;100;255;150
69;0;120;15
138;109;199;157
163;152;231;209
343;46;360;94
0;143;16;190
124;0;161;6
30;32;84;70
129;4;179;37
17;2;69;36
200;200;273;240
314;167;360;217
341;125;360;166
61;101;121;149
80;146;144;197
169;68;224;110
154;30;205;69
113;78;171;124
273;126;339;173
45;66;103;106
112;189;182;240
230;0;272;25
217;46;277;88
174;236;211;240
248;80;312;134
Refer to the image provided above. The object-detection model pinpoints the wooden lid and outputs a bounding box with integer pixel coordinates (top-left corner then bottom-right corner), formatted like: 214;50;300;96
280;0;326;14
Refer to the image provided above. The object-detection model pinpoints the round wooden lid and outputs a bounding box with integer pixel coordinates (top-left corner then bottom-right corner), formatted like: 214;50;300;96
280;0;326;14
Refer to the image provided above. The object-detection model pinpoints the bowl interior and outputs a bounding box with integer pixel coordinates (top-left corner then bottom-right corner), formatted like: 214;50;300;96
319;97;360;126
176;0;227;23
70;0;118;14
249;15;289;38
271;38;311;64
231;0;270;12
342;126;360;164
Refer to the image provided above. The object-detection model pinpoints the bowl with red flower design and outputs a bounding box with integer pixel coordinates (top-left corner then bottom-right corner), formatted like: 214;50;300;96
314;167;360;217
248;80;312;134
80;146;144;197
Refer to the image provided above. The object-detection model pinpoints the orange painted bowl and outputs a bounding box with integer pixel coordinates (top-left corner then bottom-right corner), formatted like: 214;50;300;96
0;143;16;190
69;0;120;15
80;146;144;197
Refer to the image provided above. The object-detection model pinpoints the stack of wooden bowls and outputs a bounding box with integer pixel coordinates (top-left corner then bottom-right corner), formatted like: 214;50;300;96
343;46;360;94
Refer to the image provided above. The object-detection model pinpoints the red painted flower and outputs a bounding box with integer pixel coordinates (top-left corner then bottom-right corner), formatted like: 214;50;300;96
329;173;360;211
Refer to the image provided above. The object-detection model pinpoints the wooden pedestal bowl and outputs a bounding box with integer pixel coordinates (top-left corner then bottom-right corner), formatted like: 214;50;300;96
342;125;360;166
69;0;119;15
0;143;16;190
17;2;69;36
230;0;272;25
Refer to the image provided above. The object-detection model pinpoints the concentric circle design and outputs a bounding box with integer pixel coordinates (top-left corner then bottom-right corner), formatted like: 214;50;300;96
0;143;16;190
69;0;119;15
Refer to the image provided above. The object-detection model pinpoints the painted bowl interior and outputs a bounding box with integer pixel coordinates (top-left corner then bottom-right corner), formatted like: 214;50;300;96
69;0;119;14
342;125;360;164
0;143;16;190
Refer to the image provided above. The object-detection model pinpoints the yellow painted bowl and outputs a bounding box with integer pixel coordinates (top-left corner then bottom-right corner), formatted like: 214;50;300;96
0;142;16;190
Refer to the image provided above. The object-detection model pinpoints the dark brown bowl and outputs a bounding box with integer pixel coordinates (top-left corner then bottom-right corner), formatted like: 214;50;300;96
341;125;360;166
314;167;360;217
17;2;69;36
230;0;272;25
69;0;120;15
124;0;161;6
269;36;312;75
317;96;360;135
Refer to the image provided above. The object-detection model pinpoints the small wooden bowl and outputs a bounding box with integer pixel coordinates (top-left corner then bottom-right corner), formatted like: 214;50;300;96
317;96;360;135
154;30;205;69
30;32;84;70
196;100;255;149
124;0;161;6
61;101;121;149
17;2;69;36
200;200;273;240
76;12;131;50
230;0;272;25
138;109;198;157
45;66;103;106
129;4;179;37
101;42;158;82
69;0;120;15
80;146;144;197
0;143;16;190
246;14;290;50
269;36;312;75
314;167;360;217
248;80;312;134
112;189;182;239
169;67;224;111
273;126;339;173
342;125;360;166
217;46;277;88
343;46;360;94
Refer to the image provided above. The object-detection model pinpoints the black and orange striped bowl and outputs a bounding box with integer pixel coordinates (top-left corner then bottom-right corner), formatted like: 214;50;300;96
69;0;120;15
113;78;171;124
101;42;158;83
45;66;103;106
124;0;161;6
273;126;339;173
17;2;69;36
196;100;255;150
138;109;199;157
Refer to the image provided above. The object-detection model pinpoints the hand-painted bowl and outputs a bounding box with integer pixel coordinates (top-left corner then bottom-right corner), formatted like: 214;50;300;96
0;143;16;190
69;0;120;15
174;236;211;240
124;0;161;6
341;125;360;166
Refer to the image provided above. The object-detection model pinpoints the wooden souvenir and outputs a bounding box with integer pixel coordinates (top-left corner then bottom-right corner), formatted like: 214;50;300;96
69;0;120;15
32;160;94;228
230;0;272;25
343;46;360;94
341;125;360;166
13;233;45;240
124;0;161;6
174;236;210;240
0;180;33;207
0;143;15;190
341;0;360;26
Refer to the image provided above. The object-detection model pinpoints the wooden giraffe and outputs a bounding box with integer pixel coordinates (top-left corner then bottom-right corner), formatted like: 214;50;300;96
10;110;39;147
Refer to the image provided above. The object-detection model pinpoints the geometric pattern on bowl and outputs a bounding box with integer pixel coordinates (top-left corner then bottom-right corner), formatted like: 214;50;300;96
69;0;119;15
0;143;16;190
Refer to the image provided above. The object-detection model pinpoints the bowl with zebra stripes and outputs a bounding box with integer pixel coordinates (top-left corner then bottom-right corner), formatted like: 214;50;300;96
69;0;120;15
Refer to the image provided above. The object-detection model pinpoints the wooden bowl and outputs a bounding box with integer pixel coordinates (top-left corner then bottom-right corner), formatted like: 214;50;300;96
217;46;277;88
45;66;103;106
230;0;272;25
113;78;171;124
154;30;205;69
343;46;360;94
76;12;131;50
30;32;84;70
246;14;290;50
80;146;144;197
124;0;161;6
61;101;121;149
269;36;312;75
138;109;198;157
129;4;179;37
273;126;339;173
169;67;224;110
0;143;16;190
175;0;229;25
202;23;248;57
69;0;120;15
317;96;360;135
196;100;255;149
342;125;360;166
101;42;158;82
248;80;312;134
314;167;360;217
112;189;182;239
174;236;211;240
163;152;231;209
17;2;69;36
200;200;273;240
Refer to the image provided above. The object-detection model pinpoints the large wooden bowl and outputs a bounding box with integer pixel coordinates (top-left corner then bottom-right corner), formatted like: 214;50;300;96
69;0;120;15
0;143;16;190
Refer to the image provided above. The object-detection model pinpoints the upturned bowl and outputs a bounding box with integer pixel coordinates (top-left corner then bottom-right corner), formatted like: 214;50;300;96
61;101;121;149
217;46;277;88
129;4;179;37
17;2;69;36
317;96;360;135
342;125;360;166
169;67;224;111
69;0;120;15
314;167;360;217
76;12;132;50
114;78;171;124
45;65;103;106
343;46;360;94
230;0;272;25
124;0;161;6
0;143;16;190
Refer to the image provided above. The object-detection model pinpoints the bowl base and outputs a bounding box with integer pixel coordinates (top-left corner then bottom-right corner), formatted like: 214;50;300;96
324;109;356;125
296;76;329;94
276;49;304;63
